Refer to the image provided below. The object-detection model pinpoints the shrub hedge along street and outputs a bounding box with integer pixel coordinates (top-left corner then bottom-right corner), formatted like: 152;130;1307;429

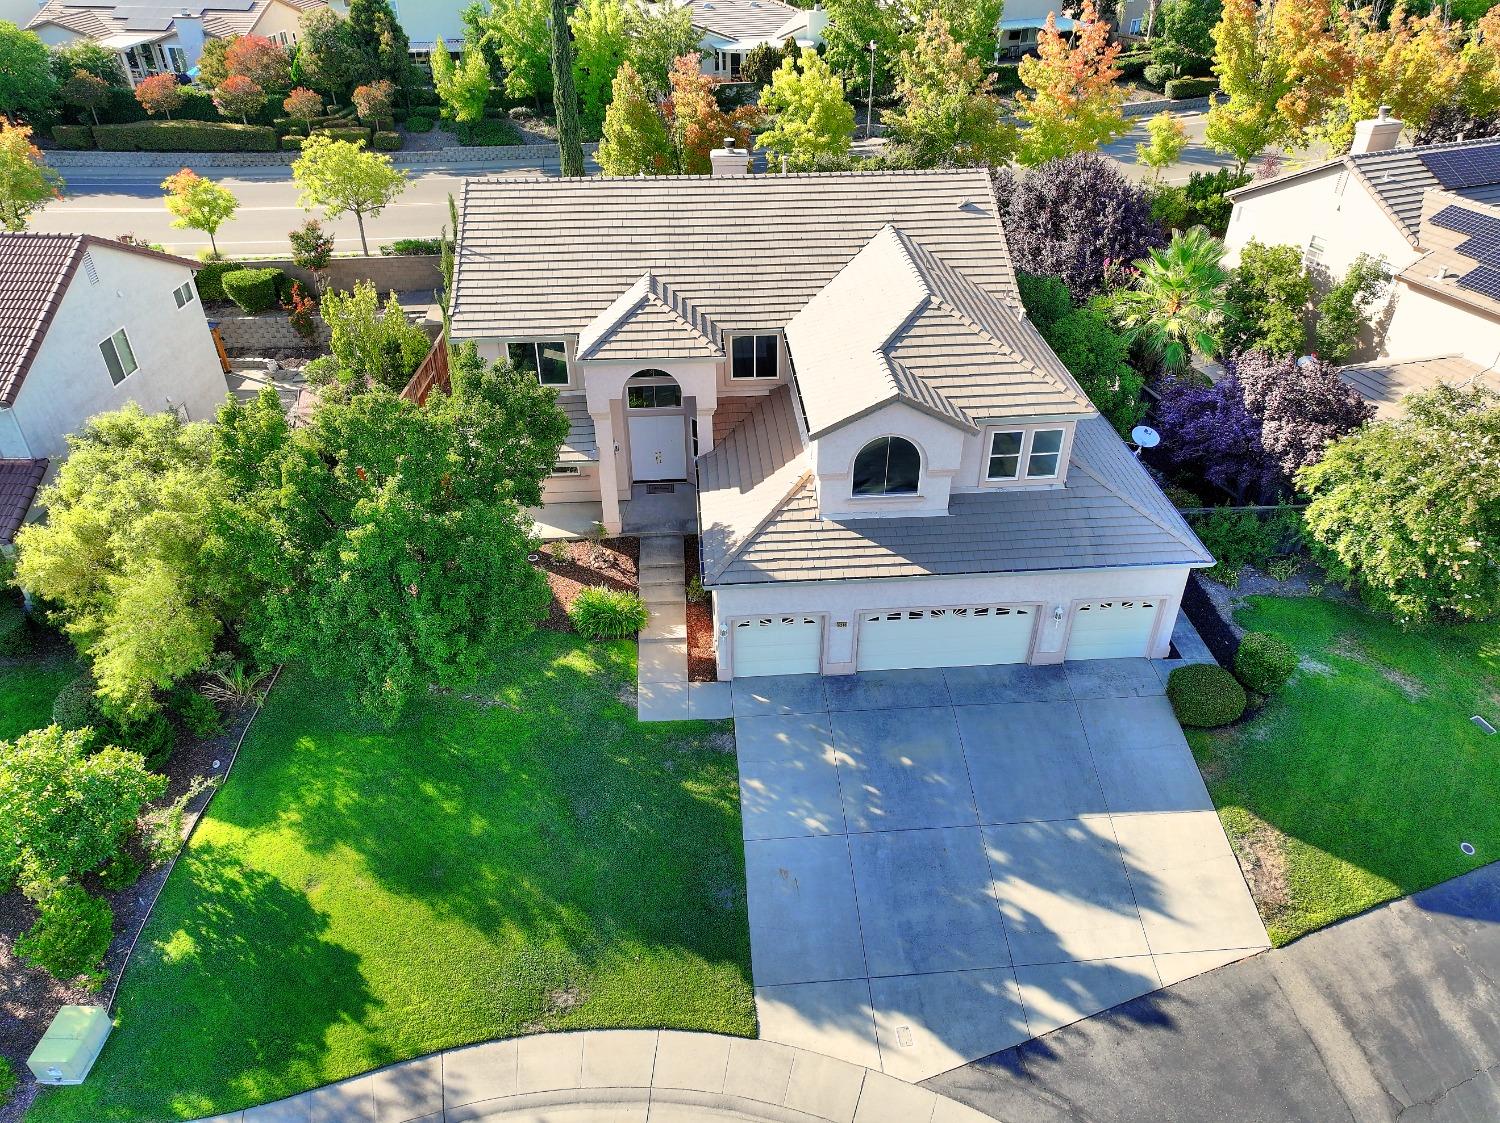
194;261;247;303
93;121;278;152
222;268;284;314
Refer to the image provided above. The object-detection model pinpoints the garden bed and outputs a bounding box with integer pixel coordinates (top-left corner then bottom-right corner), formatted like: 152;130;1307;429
684;536;717;683
533;537;639;631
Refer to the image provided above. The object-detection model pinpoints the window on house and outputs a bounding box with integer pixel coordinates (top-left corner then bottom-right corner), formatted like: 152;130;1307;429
987;427;1066;481
1027;428;1064;478
627;383;682;408
1303;235;1327;269
172;280;195;307
506;340;569;385
1007;29;1024;40
1128;17;1143;33
99;328;138;385
731;334;780;379
852;436;921;496
551;464;581;475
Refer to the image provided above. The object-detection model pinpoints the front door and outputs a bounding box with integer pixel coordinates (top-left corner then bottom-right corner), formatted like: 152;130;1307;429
630;414;687;481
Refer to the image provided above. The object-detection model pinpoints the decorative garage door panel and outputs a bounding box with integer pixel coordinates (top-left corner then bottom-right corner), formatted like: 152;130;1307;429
732;615;823;678
1066;599;1163;661
857;605;1036;672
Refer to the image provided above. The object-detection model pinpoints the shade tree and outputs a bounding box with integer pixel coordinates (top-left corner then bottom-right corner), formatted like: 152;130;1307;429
0;22;56;123
1231;350;1373;479
1015;1;1128;166
161;168;239;256
0;118;63;231
291;133;407;255
758;47;855;170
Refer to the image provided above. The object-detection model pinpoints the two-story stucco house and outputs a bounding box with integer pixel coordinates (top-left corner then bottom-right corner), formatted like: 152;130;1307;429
450;165;1212;682
655;0;826;81
0;233;230;533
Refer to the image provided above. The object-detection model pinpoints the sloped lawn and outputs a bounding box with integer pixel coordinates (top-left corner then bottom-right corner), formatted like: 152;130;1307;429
1190;596;1500;945
0;660;75;741
28;635;754;1123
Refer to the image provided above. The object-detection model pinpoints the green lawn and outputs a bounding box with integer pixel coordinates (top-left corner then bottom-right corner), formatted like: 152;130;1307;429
1190;596;1500;946
28;634;754;1123
0;659;75;741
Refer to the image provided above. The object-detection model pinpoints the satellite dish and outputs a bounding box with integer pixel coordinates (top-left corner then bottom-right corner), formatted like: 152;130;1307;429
1131;425;1161;449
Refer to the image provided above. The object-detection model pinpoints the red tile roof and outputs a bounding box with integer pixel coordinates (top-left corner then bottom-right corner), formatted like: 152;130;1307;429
0;458;46;544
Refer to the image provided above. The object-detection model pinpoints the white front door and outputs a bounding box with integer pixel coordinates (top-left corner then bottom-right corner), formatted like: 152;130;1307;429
630;414;687;481
856;605;1037;672
731;615;824;677
1065;599;1164;661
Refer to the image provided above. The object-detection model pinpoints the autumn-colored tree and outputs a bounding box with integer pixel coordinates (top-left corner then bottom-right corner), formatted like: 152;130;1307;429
884;8;1012;168
1270;0;1349;139
213;75;266;124
1458;7;1500;120
225;33;291;91
0;118;63;232
597;61;673;175
283;86;323;124
161;168;238;256
60;69;110;126
758;46;856;169
1206;0;1291;172
135;73;185;119
664;55;759;174
352;78;396;127
1015;1;1129;166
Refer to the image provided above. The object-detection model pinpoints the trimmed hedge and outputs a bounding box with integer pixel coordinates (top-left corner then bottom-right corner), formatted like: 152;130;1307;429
381;237;442;255
93;120;277;152
1167;663;1247;728
273;117;309;136
194;260;246;303
1234;632;1298;695
405;114;435;132
457;118;522;147
1116;50;1155;80
314;126;372;145
0;595;29;656
372;130;402;151
222;267;283;314
51;124;94;150
1164;76;1219;99
281;134;305;150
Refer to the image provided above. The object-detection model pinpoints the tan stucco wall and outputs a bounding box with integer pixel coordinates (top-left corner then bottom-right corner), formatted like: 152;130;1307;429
250;0;308;44
811;401;964;520
1381;282;1500;369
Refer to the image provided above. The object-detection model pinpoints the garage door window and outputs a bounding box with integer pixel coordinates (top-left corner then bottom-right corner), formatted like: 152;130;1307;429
853;436;921;496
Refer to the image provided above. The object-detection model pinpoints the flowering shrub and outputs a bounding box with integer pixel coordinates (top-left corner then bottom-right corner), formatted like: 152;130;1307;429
135;73;185;118
284;281;320;343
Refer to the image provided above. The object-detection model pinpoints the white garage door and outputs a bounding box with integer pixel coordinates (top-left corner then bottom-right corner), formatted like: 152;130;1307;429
1066;599;1163;661
731;615;823;678
857;605;1037;672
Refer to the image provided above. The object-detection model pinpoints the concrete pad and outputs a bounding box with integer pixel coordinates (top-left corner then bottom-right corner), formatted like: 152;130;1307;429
642;604;687;642
1091;745;1213;815
1078;695;1190;754
848;827;1010;976
745;834;866;985
307;1076;373;1123
639;561;683;586
733;714;836;764
651;1031;731;1094
756;979;882;1071
955;702;1109;824
687;680;733;719
942;663;1071;707
641;581;683;606
514;1032;585;1095
732;675;828;718
243;1101;310;1123
639;536;683;567
723;1038;796;1103
579;1030;657;1089
852;1070;943;1123
637;638;688;683
1064;659;1165;700
1111;811;1269;955
1013;955;1162;1037
823;669;950;712
868;969;1030;1082
984;819;1151;966
739;753;845;840
371;1056;442;1122
444;1039;519;1107
831;707;977;833
782;1045;869;1121
637;680;689;722
1153;947;1262;988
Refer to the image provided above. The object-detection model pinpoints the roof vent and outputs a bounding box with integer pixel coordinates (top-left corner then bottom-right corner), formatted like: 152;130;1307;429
82;252;98;285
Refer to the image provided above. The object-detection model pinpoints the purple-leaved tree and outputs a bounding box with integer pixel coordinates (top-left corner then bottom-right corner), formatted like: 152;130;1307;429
1154;374;1283;504
1231;351;1374;480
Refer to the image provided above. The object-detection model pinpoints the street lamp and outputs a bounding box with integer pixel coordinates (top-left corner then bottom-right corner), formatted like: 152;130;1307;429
865;39;877;140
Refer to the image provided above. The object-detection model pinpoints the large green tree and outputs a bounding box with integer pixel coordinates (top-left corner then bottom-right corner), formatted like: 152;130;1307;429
431;38;491;125
0;22;57;122
551;0;585;176
13;407;242;715
297;8;370;105
570;0;627;136
465;0;553;104
758;47;855;169
1300;385;1500;622
822;0;1002;98
50;40;127;88
216;348;568;721
310;279;433;391
622;1;700;98
1153;0;1221;79
292;133;407;255
347;0;412;90
596;60;672;174
1221;239;1313;358
1205;0;1290;174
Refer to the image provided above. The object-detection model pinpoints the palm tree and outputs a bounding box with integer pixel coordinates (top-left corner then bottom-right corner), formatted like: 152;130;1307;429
1110;225;1228;373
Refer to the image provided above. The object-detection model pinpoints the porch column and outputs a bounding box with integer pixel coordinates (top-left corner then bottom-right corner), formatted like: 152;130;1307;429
695;404;715;455
592;409;622;535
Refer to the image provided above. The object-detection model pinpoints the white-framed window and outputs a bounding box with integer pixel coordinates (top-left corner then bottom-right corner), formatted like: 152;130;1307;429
505;340;569;385
99;328;138;386
986;426;1066;482
1303;235;1327;268
731;334;780;380
172;280;195;308
852;435;921;496
166;45;187;73
1128;17;1143;33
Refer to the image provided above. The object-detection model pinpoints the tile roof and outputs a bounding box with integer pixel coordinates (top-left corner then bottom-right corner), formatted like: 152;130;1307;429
0;233;199;409
1396;190;1500;320
577;273;724;362
701;412;1211;586
450;169;1017;345
28;0;323;41
0;459;47;544
681;0;807;43
558;397;598;463
1339;354;1498;419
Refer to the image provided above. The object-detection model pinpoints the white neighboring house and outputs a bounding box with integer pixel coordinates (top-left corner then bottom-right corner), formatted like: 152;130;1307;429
26;0;323;87
652;0;826;81
449;163;1212;682
0;233;230;534
1225;112;1500;417
998;0;1150;58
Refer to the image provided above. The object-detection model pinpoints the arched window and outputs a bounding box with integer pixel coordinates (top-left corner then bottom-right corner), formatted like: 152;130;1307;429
852;436;921;496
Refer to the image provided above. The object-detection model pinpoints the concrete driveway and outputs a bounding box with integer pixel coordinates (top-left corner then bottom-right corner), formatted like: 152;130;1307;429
735;659;1269;1082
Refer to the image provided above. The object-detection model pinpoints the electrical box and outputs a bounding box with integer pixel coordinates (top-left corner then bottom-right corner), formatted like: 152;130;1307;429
27;1005;112;1086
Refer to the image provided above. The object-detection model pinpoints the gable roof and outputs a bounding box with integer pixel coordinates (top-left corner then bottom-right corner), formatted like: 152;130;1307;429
0;233;198;409
680;0;807;43
450;169;1018;345
577;273;724;362
29;0;323;41
0;459;47;544
1339;354;1498;419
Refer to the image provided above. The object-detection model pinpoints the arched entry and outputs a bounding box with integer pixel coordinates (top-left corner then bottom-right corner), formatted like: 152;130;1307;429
626;370;688;482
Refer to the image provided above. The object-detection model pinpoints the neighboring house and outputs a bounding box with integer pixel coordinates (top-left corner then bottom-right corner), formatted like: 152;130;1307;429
1225;114;1500;415
0;233;229;531
449;164;1212;681
0;458;47;548
998;0;1150;58
653;0;826;81
27;0;324;87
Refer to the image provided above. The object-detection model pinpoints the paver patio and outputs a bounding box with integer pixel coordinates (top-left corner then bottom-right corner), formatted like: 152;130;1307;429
735;659;1269;1082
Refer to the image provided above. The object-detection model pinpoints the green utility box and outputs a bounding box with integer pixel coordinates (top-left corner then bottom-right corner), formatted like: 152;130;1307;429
27;1005;112;1086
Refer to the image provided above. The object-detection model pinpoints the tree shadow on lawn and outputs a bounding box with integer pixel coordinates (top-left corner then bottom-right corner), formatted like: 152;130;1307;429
31;844;378;1122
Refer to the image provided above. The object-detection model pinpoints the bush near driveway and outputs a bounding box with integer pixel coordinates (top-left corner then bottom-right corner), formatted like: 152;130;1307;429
1235;631;1297;695
1190;596;1500;945
27;635;753;1123
1167;662;1247;727
569;587;650;639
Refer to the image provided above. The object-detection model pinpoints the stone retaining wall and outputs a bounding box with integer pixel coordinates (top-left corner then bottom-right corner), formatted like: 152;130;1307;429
1123;94;1222;117
45;142;596;169
214;311;330;351
254;254;443;294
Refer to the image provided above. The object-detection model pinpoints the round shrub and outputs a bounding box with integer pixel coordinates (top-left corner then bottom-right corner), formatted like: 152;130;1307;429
194;260;246;303
1167;663;1247;728
0;595;30;656
1235;632;1298;695
15;884;114;989
222;267;283;314
405;114;434;132
280;133;304;150
168;686;224;739
372;129;402;151
52;673;99;731
568;587;650;640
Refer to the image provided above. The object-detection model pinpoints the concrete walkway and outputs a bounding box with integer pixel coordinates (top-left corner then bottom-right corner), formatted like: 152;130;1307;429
203;1030;998;1122
928;860;1500;1122
637;534;732;723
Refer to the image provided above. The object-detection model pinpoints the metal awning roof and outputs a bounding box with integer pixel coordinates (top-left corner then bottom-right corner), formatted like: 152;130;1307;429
99;29;167;47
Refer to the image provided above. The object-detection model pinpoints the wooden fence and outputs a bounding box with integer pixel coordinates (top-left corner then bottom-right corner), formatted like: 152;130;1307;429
401;334;451;405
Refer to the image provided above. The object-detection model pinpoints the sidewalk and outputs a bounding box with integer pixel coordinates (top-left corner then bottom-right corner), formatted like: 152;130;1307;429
636;534;732;723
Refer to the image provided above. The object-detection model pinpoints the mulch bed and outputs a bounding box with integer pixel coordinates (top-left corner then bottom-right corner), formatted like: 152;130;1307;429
0;694;261;1123
684;536;717;683
533;537;639;632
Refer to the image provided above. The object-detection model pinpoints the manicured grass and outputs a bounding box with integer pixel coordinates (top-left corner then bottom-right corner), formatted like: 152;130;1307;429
29;635;753;1122
1190;596;1500;946
0;659;75;741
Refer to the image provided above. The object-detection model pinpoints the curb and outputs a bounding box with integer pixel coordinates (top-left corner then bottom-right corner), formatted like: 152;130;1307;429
44;141;596;170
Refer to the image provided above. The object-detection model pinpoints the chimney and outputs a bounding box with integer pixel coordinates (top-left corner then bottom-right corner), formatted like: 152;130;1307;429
806;2;829;39
709;138;752;177
1350;106;1403;155
173;11;206;69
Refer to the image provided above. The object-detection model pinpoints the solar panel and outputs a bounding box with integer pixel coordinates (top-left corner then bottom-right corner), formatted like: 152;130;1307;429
1458;263;1500;300
1420;146;1500;190
1431;204;1494;234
